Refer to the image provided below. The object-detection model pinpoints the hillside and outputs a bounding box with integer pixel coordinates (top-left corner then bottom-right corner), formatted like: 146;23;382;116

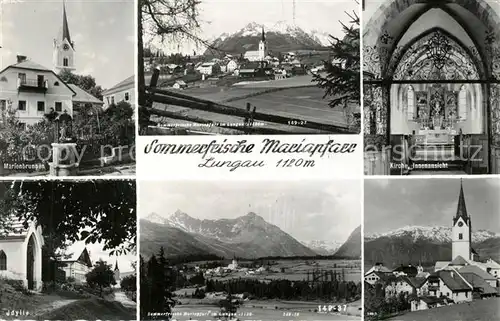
206;22;328;55
334;225;361;258
141;212;317;258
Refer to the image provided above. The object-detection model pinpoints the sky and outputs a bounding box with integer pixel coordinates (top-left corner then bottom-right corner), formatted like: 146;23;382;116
364;178;500;235
139;180;361;244
144;0;360;54
0;0;135;89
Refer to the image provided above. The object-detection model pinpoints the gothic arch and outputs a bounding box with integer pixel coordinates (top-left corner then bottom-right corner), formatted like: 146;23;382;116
363;0;500;79
389;28;484;80
0;250;6;270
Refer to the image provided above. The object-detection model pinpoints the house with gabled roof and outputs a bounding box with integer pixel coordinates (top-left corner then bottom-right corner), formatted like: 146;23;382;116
458;265;497;288
0;56;77;128
424;270;473;303
59;241;92;284
0;215;44;291
102;75;134;110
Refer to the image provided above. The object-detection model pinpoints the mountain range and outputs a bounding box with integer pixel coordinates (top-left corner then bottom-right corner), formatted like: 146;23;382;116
364;226;500;268
141;211;360;259
206;21;331;55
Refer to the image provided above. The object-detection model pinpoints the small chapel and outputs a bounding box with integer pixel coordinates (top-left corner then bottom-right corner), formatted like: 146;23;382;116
0;216;44;291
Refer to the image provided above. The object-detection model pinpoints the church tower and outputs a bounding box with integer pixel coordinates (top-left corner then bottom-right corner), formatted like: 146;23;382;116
258;27;267;61
113;259;120;285
53;0;76;72
452;179;472;261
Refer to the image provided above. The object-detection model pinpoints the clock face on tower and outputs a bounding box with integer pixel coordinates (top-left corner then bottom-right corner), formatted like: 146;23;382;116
63;44;70;51
458;222;464;227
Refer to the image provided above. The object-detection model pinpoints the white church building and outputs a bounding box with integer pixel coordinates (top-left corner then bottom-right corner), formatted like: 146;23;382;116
0;216;44;291
244;27;268;62
434;180;500;278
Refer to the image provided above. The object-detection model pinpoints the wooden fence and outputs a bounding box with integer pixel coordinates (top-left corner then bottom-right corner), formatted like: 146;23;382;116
140;69;352;135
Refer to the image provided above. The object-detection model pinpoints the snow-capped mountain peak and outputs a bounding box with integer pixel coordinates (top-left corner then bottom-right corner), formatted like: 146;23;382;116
366;225;497;243
215;21;331;47
144;212;168;225
301;240;343;256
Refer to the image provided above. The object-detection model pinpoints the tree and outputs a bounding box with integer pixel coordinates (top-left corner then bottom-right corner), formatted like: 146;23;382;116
0;101;54;168
86;259;116;297
100;101;135;146
0;180;136;259
121;274;137;293
58;69;104;100
313;7;360;132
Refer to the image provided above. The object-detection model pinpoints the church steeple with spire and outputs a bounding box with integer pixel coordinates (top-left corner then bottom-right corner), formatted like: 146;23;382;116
452;179;472;261
258;26;267;61
53;0;76;72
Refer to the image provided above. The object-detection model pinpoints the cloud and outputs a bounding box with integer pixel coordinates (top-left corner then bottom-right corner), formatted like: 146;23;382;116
126;35;135;43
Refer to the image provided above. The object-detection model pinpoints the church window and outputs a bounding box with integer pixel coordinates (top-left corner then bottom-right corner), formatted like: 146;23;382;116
37;101;45;112
459;233;463;240
54;82;59;86
459;86;466;120
0;250;6;270
125;92;129;101
63;58;69;67
111;96;115;105
55;102;62;112
407;86;415;120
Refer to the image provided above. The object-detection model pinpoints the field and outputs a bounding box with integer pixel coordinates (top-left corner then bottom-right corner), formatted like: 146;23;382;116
171;300;361;321
386;297;500;321
179;259;361;284
149;75;354;134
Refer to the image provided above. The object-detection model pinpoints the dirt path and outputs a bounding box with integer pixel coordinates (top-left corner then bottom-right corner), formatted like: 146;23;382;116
32;298;78;317
113;291;136;309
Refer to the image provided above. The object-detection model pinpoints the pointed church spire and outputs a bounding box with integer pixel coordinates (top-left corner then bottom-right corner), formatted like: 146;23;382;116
114;259;119;271
261;27;266;42
62;0;73;47
454;178;468;223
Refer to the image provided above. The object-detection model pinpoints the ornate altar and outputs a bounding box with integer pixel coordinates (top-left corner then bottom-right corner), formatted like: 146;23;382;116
415;85;458;130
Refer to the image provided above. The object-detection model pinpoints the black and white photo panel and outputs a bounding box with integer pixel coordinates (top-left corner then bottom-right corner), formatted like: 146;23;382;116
363;0;500;175
138;0;360;135
0;179;137;321
364;177;500;321
0;0;135;177
139;179;362;321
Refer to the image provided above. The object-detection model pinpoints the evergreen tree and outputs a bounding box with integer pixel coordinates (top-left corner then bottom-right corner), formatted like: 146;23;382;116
313;7;360;132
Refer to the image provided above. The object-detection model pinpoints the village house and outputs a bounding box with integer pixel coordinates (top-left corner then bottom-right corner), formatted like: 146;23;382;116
172;80;187;90
423;270;473;303
485;258;500;279
102;75;134;110
197;62;220;76
410;296;451;312
364;270;392;286
68;84;104;114
0;56;76;128
384;276;416;298
59;242;93;284
393;264;418;277
0;216;44;291
458;265;498;288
